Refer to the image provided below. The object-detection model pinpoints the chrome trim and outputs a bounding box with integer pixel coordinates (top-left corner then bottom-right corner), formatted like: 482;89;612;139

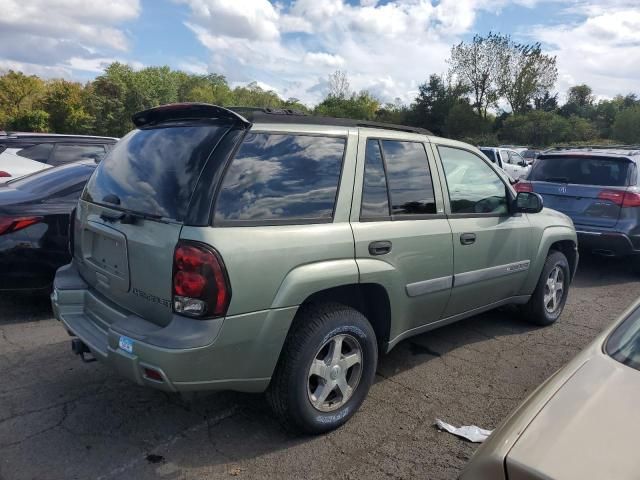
576;231;603;236
454;260;530;288
405;275;453;297
386;295;531;351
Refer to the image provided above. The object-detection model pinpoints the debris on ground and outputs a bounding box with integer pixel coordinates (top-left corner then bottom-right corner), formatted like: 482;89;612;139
435;419;492;443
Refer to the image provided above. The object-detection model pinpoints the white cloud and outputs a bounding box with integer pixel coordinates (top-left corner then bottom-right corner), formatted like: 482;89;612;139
179;0;522;104
530;2;640;99
0;0;140;75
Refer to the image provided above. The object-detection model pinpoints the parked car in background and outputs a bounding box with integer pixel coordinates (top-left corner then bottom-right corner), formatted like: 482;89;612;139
480;146;531;179
52;103;577;434
461;298;640;480
0;132;117;180
516;147;640;270
500;145;528;155
522;149;541;164
0;161;96;290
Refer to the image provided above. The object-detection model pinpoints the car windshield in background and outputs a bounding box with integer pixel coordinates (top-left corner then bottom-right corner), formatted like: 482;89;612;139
479;148;497;163
606;307;640;372
83;122;230;221
529;156;631;186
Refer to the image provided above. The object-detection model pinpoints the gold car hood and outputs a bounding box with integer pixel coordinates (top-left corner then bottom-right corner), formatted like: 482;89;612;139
507;354;640;480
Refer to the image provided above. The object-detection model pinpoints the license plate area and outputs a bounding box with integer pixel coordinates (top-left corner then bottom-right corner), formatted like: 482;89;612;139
82;220;130;291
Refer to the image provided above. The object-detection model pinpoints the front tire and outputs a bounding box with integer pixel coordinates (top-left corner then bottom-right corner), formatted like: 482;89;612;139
522;251;570;326
267;303;378;434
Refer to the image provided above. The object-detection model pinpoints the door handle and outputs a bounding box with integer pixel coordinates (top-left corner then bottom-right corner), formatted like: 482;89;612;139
460;233;476;245
369;240;392;256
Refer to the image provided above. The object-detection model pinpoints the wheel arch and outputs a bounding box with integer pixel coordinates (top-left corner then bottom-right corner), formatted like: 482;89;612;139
523;226;578;293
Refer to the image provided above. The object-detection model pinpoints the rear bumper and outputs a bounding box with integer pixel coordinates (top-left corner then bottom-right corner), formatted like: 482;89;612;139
51;263;297;393
575;227;640;257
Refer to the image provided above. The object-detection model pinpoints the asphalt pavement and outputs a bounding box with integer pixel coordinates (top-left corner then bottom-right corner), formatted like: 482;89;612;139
1;254;638;480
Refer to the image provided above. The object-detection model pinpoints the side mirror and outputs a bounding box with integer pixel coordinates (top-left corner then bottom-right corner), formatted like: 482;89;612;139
519;160;528;167
516;192;543;213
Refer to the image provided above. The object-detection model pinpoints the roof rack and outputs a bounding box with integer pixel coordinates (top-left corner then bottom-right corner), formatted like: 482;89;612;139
545;145;640;152
229;107;433;135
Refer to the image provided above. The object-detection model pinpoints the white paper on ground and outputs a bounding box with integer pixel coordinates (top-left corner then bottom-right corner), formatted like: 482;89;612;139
435;419;493;443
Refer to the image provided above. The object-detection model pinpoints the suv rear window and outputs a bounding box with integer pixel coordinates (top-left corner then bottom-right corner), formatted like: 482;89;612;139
83;123;230;221
530;156;632;186
214;133;345;223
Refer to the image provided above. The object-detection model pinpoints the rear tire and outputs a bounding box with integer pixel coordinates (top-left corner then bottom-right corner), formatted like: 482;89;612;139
266;303;377;434
522;251;570;326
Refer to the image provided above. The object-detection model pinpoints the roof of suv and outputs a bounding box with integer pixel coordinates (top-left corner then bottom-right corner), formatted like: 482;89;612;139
132;103;434;136
541;146;640;159
0;132;118;143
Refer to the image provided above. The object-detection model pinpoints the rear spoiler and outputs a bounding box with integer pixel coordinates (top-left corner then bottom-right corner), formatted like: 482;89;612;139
132;103;251;128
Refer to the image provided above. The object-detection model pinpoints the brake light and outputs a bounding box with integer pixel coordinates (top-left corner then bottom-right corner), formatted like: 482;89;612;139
598;190;640;207
0;216;42;235
172;241;231;318
0;171;11;177
514;181;533;193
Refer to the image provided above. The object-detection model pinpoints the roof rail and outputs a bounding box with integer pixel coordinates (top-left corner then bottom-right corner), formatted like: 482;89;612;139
229;107;433;135
545;145;640;151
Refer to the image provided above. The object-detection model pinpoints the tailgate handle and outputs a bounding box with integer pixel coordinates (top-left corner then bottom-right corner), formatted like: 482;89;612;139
460;233;476;245
369;241;392;256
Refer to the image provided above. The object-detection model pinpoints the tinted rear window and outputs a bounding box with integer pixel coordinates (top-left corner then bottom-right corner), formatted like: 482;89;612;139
83;123;230;221
214;133;345;223
16;143;53;162
382;140;436;215
530;156;632;186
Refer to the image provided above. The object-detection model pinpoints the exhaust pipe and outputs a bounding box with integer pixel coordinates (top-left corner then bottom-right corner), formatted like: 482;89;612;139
71;339;96;363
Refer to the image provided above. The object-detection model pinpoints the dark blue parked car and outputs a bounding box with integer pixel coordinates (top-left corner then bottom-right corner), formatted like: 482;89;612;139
516;147;640;268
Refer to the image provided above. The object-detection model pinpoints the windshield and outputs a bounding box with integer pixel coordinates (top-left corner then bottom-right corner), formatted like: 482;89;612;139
83;122;230;221
529;156;632;186
606;306;640;371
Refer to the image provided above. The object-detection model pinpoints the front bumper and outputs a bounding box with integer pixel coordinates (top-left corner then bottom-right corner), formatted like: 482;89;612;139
575;227;640;257
51;263;297;393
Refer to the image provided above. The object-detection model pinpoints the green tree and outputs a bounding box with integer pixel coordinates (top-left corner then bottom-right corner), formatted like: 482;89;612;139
448;32;508;118
444;102;488;139
501;110;569;146
0;70;46;128
41;79;93;133
567;84;594;108
409;74;469;135
8;109;50;132
315;90;380;120
612;106;640;143
498;42;558;114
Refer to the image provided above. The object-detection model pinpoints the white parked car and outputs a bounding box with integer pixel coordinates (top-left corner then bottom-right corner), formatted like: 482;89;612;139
479;147;531;180
0;133;118;180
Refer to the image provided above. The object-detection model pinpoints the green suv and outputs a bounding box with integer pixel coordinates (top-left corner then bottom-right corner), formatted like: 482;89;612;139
51;104;578;433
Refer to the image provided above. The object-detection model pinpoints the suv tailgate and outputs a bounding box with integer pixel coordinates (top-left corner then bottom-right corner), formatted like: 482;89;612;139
529;155;634;228
75;120;235;327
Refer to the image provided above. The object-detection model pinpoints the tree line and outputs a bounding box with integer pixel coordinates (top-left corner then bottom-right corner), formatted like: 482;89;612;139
1;33;639;146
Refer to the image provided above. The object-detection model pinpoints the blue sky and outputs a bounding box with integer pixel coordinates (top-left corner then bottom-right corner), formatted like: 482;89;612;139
1;0;639;105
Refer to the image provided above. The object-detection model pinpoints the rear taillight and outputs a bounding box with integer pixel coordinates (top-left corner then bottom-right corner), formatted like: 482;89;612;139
598;190;640;207
0;216;42;235
514;181;533;193
0;171;11;178
172;241;231;318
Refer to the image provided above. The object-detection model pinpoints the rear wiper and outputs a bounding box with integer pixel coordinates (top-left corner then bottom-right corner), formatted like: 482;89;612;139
544;177;569;183
100;208;166;225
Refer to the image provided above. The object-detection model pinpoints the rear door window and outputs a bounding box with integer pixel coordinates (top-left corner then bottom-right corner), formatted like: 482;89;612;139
214;133;345;224
381;140;436;215
530;156;632;186
480;149;497;163
16;143;53;163
50;144;106;166
84;123;231;221
360;140;390;219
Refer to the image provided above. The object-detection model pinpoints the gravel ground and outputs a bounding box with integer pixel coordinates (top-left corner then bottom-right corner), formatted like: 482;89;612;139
1;254;638;480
